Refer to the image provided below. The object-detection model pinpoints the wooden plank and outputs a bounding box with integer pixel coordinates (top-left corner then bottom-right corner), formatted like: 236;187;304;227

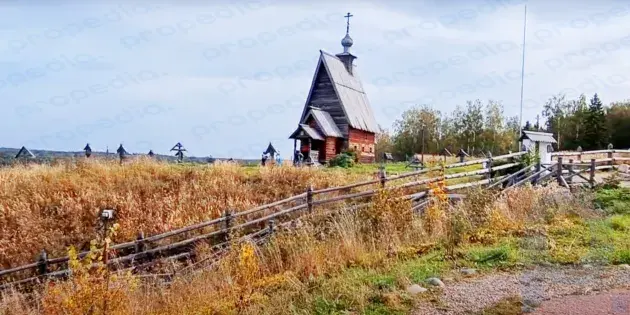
313;178;379;194
233;193;307;218
504;168;548;190
445;175;507;191
312;189;375;206
552;149;614;156
0;262;40;278
487;166;528;189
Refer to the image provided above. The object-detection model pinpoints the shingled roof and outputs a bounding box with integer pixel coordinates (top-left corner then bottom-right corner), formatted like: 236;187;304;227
299;50;378;134
304;107;343;138
519;130;557;143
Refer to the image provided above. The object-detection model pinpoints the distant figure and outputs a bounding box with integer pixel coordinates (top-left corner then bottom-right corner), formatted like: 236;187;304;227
261;153;268;166
294;150;303;166
276;154;282;165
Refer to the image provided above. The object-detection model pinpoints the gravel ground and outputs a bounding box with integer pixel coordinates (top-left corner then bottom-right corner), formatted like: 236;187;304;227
413;265;630;315
531;289;630;315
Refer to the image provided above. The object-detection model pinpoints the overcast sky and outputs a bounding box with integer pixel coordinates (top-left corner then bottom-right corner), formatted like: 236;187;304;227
1;0;629;158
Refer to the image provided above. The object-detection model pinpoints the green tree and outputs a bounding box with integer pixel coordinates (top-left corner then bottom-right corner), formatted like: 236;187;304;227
607;100;630;149
583;93;608;150
542;94;570;150
374;126;394;162
391;105;441;158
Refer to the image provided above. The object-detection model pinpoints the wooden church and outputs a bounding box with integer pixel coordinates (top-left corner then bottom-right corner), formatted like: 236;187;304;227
289;13;378;164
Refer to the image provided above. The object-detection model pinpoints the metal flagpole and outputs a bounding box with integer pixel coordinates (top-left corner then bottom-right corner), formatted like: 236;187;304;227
517;5;527;151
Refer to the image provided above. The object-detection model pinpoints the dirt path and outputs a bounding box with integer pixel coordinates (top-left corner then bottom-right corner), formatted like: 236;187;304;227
413;265;630;314
531;289;630;314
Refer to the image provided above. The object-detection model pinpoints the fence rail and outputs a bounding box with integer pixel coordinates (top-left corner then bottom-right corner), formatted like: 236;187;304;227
1;149;628;289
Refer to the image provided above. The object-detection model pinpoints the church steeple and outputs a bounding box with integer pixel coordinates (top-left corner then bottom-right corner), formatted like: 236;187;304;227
336;12;357;75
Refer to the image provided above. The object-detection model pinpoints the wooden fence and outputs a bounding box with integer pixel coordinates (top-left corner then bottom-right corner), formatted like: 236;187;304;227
1;149;628;289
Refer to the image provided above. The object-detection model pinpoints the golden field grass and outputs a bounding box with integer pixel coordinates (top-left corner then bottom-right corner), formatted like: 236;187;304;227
2;180;628;315
0;156;487;270
0;158;372;269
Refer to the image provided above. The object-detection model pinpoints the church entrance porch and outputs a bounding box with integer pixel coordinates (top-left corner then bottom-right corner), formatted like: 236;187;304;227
290;124;326;164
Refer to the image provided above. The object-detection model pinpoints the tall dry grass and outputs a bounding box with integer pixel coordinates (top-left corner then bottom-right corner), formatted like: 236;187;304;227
0;183;598;315
0;158;368;268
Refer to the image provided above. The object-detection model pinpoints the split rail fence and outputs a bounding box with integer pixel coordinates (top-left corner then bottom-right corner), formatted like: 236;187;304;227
1;149;628;289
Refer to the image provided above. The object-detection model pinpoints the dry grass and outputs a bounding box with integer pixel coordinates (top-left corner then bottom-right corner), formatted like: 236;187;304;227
0;158;370;269
0;155;612;315
0;182;605;315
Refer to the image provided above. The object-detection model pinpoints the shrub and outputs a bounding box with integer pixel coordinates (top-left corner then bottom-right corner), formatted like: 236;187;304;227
328;153;355;168
594;187;630;214
608;215;630;231
360;188;413;241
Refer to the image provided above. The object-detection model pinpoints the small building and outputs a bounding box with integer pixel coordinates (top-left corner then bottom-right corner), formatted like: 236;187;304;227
289;13;378;164
263;142;279;160
15;146;35;159
519;130;557;165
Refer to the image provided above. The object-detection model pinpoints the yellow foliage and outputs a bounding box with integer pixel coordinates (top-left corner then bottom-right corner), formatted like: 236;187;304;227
40;223;138;315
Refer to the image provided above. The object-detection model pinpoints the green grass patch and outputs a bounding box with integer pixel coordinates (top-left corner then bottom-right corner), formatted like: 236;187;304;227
612;249;630;264
463;243;518;268
608;215;630;231
275;214;630;314
595;187;630;214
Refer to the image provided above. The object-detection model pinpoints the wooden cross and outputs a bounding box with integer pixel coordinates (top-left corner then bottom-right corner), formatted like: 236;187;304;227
345;12;353;33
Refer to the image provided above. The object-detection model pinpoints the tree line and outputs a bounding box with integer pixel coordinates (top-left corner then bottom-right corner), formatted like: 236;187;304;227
529;93;630;151
375;93;630;161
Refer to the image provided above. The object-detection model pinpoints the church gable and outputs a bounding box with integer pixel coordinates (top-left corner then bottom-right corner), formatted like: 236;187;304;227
301;59;349;137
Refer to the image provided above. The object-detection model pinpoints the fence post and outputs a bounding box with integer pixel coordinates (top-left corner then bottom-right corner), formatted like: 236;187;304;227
590;159;596;188
567;159;573;185
37;249;48;276
607;151;614;167
533;161;541;185
268;219;275;236
306;184;313;214
224;210;233;242
486;152;493;182
135;231;146;254
379;165;387;188
556;156;563;185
